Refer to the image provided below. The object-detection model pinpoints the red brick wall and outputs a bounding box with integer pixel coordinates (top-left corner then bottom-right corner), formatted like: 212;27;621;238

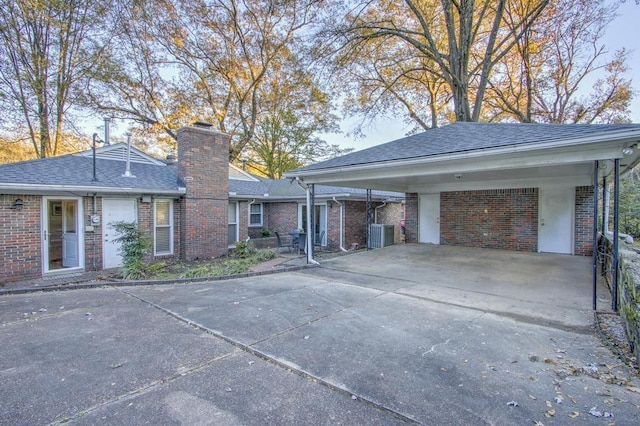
344;200;367;249
265;202;298;237
375;202;404;243
575;186;594;256
405;193;419;243
83;196;103;271
238;201;249;241
0;194;42;283
178;125;230;260
440;188;538;251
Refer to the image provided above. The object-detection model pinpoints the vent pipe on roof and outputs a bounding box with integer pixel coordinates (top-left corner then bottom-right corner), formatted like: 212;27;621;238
122;133;136;178
103;117;111;146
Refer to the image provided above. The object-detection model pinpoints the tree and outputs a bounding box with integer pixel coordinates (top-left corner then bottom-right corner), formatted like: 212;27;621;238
0;0;113;158
331;0;550;127
85;0;331;162
486;0;632;124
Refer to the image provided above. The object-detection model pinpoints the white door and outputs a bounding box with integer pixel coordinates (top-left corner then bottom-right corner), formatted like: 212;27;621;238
103;198;137;268
419;193;440;244
538;187;574;254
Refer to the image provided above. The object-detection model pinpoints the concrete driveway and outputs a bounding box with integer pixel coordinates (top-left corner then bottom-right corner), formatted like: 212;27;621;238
1;245;639;425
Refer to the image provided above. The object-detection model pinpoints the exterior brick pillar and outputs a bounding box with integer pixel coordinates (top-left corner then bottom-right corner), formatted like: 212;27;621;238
177;124;230;260
405;193;419;243
575;186;595;256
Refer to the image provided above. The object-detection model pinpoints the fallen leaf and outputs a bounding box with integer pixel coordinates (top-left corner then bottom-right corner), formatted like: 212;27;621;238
545;409;556;417
546;401;553;408
568;395;577;404
544;358;557;365
529;394;537;400
569;412;579;419
626;386;640;394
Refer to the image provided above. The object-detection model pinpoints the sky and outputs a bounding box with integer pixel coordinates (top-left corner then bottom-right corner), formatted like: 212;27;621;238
323;1;640;152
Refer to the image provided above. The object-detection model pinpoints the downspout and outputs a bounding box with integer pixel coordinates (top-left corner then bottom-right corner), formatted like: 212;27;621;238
92;193;98;270
295;178;319;265
374;201;387;223
332;197;348;252
592;161;598;311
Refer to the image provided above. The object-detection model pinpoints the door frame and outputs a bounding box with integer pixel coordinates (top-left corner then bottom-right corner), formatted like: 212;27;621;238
103;198;138;269
298;203;327;246
419;193;440;244
42;196;84;275
538;186;575;254
228;201;239;246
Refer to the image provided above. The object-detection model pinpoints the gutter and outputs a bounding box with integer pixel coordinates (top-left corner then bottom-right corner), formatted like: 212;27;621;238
0;183;186;196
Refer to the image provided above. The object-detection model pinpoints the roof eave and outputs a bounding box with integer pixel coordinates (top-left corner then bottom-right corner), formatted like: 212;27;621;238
285;129;640;180
0;183;186;196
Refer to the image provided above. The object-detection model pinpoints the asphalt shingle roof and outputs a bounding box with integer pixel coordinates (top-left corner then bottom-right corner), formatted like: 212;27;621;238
291;122;640;173
229;176;401;199
0;152;183;192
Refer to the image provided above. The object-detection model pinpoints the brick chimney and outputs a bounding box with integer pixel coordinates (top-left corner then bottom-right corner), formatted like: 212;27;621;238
177;123;230;260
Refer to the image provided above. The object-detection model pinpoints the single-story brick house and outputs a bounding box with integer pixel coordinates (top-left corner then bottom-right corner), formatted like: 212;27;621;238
286;122;640;256
228;166;403;251
0;124;402;284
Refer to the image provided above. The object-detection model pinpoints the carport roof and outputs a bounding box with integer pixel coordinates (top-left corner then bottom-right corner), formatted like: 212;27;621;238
291;123;640;172
285;122;640;192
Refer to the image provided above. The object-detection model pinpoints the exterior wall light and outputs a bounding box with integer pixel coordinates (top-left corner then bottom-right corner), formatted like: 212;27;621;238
13;198;24;210
622;147;634;156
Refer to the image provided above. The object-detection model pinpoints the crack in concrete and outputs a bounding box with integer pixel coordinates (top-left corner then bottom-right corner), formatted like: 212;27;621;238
115;286;422;425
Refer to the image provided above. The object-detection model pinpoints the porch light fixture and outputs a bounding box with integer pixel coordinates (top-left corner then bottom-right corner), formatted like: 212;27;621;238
622;147;634;156
13;198;23;210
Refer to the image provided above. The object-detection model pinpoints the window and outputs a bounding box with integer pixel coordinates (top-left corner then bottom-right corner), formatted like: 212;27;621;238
154;200;173;255
249;203;263;227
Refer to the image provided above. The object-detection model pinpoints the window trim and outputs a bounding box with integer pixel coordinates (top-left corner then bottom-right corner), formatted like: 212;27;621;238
154;199;173;256
248;203;263;227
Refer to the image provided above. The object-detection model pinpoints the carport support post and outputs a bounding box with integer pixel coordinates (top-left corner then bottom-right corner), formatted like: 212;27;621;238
310;183;315;259
366;189;372;249
592;161;599;311
612;158;620;312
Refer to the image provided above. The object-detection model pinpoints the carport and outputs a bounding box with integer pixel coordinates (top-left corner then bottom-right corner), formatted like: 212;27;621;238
286;122;640;312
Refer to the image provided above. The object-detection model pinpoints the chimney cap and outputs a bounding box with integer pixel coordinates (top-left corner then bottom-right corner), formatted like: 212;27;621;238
193;121;213;128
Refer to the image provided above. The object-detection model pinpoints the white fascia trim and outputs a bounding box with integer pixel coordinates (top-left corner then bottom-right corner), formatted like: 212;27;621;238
295;144;628;185
0;182;186;196
408;175;591;193
287;130;640;180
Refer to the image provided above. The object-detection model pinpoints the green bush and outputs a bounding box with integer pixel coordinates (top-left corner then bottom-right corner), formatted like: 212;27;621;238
260;228;272;237
111;221;151;280
233;240;255;258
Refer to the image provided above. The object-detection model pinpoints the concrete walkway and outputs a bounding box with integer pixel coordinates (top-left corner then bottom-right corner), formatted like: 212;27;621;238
1;245;638;425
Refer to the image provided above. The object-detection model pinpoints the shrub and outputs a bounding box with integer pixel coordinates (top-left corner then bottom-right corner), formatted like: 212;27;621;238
260;228;272;237
233;240;255;258
111;221;151;280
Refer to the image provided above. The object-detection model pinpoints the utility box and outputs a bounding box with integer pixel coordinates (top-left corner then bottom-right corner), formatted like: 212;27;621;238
369;224;395;248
